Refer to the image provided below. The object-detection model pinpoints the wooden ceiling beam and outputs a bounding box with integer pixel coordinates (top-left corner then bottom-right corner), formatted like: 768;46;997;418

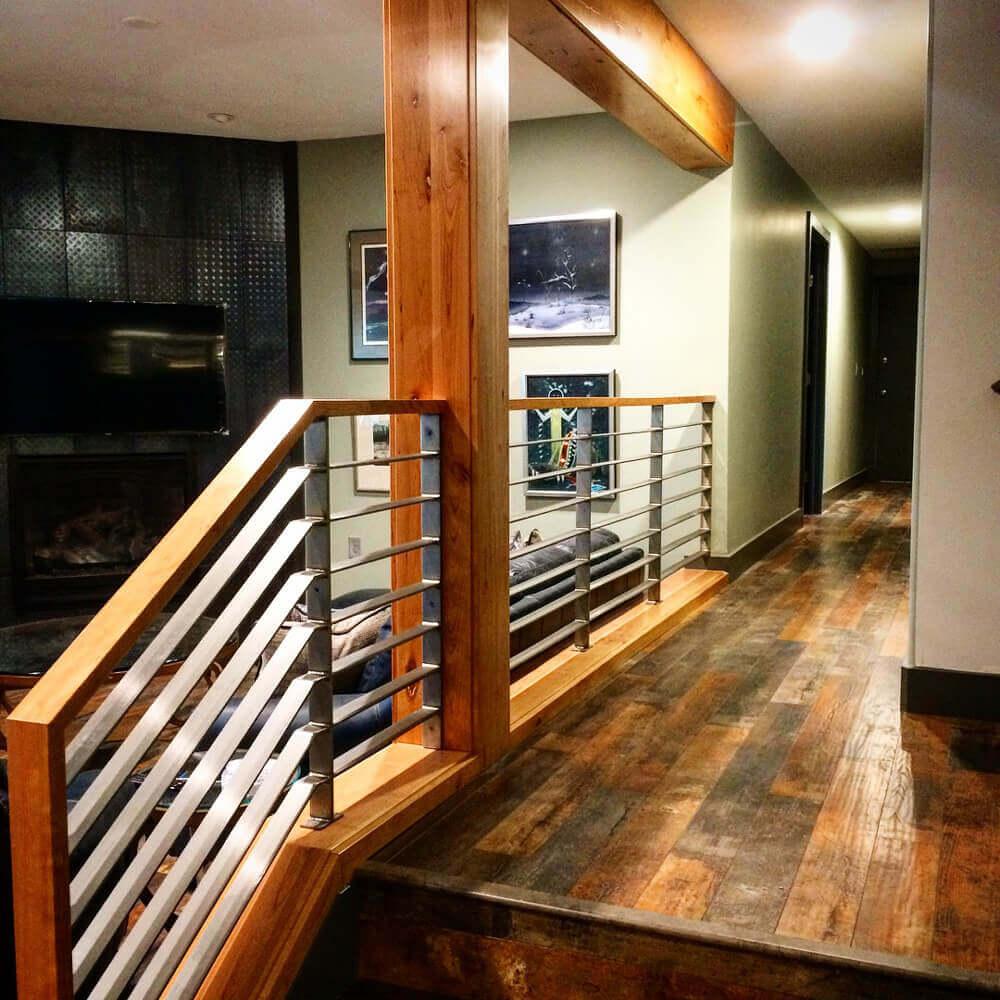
510;0;736;170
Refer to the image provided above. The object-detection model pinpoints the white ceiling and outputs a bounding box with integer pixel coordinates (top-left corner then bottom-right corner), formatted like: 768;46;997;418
0;1;925;252
0;0;596;140
656;0;928;252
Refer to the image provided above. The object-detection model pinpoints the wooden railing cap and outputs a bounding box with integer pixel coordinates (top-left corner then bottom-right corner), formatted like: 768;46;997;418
508;395;715;410
8;397;446;732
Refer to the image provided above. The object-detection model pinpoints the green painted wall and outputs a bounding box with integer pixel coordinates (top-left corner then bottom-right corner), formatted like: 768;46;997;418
298;111;871;576
727;116;870;554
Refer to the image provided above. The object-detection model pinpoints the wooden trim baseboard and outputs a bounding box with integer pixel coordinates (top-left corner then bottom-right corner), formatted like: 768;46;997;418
707;508;802;581
902;664;1000;722
823;468;870;508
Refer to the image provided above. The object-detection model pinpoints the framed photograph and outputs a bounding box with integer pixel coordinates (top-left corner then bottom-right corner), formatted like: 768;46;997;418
509;211;617;339
349;228;389;360
523;371;615;497
352;413;391;493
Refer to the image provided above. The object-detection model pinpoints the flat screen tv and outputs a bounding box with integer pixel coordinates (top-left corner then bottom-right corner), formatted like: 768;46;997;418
0;298;227;434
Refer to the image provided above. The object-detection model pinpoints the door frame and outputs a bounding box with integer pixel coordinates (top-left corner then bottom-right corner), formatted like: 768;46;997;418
800;212;830;515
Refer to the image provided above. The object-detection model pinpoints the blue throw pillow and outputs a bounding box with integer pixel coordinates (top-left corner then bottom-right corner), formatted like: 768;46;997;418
357;620;393;692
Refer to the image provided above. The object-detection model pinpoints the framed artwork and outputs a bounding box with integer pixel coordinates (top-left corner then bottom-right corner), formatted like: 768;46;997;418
349;229;389;360
509;211;617;339
523;371;615;497
352;413;391;494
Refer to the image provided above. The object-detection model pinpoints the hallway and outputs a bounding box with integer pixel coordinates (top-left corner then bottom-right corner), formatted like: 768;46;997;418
381;486;1000;978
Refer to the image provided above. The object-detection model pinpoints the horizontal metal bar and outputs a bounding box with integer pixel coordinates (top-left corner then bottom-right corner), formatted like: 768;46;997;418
510;463;600;487
333;664;440;727
590;578;658;620
76;668;320;994
589;552;659;590
661;442;709;458
509;495;586;524
661;527;711;557
135;743;319;1000
67;522;316;853
662;419;711;432
661;462;711;482
510;621;581;670
316;450;438;472
334;706;438;776
332;622;436;678
659;546;711;580
594;477;659;502
509;589;586;634
509;557;586;598
589;426;655;440
662;484;712;506
590;528;658;561
513;447;698;485
512;423;707;450
592;503;658;532
327;493;439;523
330;580;439;626
508;432;591;450
509;524;588;562
68;576;318;918
64;465;311;783
329;535;437;574
661;505;711;532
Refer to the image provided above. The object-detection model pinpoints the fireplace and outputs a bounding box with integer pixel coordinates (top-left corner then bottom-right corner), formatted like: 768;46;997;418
9;454;192;617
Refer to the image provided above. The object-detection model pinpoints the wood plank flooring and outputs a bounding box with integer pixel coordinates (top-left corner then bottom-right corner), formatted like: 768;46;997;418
385;486;1000;977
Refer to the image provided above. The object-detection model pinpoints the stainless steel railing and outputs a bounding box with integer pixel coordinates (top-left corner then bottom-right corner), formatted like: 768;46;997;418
19;402;443;999
508;397;713;670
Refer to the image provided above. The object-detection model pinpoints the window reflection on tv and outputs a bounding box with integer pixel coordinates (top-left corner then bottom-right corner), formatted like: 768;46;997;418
0;298;227;434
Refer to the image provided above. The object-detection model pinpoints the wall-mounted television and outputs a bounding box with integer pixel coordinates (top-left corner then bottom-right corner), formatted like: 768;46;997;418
0;298;227;434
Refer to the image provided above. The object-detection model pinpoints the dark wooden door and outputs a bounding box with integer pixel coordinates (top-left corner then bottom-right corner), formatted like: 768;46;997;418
874;275;919;482
801;219;829;515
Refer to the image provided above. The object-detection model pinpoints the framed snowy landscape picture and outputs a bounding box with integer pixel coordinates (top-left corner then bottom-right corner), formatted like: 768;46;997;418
509;212;617;339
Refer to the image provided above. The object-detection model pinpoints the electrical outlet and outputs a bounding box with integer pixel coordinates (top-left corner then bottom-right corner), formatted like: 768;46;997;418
347;536;362;559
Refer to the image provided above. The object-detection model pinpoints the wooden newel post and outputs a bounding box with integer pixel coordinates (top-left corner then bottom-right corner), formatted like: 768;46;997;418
7;719;74;999
383;0;511;764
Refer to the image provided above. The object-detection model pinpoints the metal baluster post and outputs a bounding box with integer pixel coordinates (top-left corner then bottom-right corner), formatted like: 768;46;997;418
573;407;592;650
648;404;664;602
419;414;443;749
303;418;334;828
701;401;713;557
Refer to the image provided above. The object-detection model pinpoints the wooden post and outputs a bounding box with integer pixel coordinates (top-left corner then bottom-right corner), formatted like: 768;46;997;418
6;719;74;999
384;0;510;763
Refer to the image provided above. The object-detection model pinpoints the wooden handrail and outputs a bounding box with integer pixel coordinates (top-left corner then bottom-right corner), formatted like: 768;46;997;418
508;395;715;410
8;397;446;733
5;396;447;1000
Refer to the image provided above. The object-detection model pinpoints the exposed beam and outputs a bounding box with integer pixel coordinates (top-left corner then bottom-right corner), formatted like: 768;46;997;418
510;0;735;170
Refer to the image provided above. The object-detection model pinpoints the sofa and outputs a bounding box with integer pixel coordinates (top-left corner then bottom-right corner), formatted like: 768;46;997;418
510;527;646;665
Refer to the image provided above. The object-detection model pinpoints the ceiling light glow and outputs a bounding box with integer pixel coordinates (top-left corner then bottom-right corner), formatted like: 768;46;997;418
887;204;921;225
788;8;853;62
121;16;161;30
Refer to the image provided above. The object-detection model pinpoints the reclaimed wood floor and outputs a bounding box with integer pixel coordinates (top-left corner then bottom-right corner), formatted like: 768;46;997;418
386;486;1000;976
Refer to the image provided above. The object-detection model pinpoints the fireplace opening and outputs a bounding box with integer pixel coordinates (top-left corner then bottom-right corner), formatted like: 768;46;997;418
9;453;192;618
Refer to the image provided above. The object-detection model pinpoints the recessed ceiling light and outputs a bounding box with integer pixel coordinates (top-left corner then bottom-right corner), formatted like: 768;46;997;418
788;8;853;62
121;16;161;30
887;204;921;225
207;112;236;125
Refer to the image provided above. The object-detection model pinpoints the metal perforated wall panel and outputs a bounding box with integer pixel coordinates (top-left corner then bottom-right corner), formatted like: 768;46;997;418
0;119;293;622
